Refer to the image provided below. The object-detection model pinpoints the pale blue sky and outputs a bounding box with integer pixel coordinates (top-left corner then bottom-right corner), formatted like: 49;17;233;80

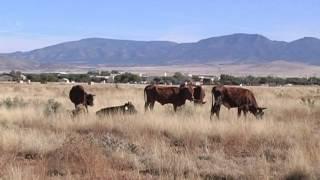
0;0;319;52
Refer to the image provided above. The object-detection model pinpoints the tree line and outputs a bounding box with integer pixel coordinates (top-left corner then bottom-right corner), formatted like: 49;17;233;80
219;74;320;86
3;71;320;85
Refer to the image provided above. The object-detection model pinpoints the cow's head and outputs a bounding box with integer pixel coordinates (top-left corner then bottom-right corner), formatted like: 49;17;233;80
213;90;223;105
180;86;194;101
255;107;267;119
86;94;95;106
124;101;138;114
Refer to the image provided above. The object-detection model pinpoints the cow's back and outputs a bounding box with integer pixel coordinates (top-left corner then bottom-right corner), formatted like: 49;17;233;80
69;85;86;105
223;87;258;108
145;85;180;104
96;106;120;116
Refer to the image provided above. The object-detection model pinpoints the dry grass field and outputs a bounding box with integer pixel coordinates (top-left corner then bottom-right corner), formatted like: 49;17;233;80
0;83;319;179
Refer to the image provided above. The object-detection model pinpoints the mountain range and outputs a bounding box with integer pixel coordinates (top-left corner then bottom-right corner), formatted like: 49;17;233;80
0;33;320;71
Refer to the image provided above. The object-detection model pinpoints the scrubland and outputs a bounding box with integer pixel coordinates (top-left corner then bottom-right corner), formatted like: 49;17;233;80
0;83;319;179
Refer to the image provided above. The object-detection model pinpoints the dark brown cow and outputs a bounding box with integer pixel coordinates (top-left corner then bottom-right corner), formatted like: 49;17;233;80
180;83;206;104
69;85;95;112
96;102;137;117
193;85;206;104
144;85;194;111
210;85;266;119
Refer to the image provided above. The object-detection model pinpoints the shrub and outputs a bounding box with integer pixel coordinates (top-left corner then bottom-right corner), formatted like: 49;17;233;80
43;99;64;116
0;97;28;109
114;73;141;83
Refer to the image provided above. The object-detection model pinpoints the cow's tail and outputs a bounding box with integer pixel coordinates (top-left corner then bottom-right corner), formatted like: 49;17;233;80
212;91;214;108
144;87;147;103
211;87;215;108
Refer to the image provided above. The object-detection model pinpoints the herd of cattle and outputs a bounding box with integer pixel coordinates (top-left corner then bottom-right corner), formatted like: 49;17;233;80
69;83;267;119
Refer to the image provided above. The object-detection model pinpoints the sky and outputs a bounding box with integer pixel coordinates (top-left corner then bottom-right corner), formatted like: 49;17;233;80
0;0;319;52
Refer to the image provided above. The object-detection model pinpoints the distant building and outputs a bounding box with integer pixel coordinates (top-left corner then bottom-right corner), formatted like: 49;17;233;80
196;75;218;85
20;74;27;81
88;81;95;85
59;78;70;83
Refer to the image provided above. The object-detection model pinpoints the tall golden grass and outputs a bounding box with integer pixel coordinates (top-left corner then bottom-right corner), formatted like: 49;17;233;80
0;83;319;179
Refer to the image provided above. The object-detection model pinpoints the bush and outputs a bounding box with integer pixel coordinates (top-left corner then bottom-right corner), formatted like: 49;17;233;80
111;70;119;74
0;97;28;109
43;99;64;116
114;73;141;83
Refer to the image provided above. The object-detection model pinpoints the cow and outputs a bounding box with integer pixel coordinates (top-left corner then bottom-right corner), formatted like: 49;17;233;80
144;84;194;112
96;102;137;117
210;85;266;119
180;83;206;105
69;85;95;112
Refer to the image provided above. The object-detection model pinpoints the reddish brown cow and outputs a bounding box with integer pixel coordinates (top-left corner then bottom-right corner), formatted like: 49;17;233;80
210;85;266;119
193;85;206;104
144;85;194;112
180;84;206;105
69;85;95;112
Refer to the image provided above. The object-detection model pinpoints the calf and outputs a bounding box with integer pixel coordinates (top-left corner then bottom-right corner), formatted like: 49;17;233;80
96;102;137;117
69;85;95;112
210;85;266;119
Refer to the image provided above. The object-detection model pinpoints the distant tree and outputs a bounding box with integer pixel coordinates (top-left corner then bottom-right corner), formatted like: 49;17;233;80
220;74;241;85
9;70;22;81
26;74;41;82
152;77;161;84
111;70;119;74
172;72;189;84
114;72;141;83
100;71;110;76
87;70;98;75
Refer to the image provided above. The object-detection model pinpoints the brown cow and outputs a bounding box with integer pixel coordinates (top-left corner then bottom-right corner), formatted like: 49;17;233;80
144;85;194;112
69;85;95;112
210;85;266;119
180;83;206;105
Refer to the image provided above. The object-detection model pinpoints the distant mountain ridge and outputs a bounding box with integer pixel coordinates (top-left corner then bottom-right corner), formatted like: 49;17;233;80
1;33;320;70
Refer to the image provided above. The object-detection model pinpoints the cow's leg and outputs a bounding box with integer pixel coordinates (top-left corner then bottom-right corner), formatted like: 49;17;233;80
216;107;220;119
238;108;242;118
144;102;149;111
150;101;155;111
238;105;248;118
173;104;177;112
243;110;248;118
243;106;249;118
85;105;89;113
211;104;221;119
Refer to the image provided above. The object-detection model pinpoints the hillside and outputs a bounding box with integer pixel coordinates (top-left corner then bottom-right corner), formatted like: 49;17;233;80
1;33;320;70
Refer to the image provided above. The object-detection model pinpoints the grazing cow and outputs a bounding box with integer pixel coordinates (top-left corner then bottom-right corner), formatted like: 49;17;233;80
210;85;266;119
180;83;206;105
144;85;194;112
96;102;137;116
69;85;95;112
